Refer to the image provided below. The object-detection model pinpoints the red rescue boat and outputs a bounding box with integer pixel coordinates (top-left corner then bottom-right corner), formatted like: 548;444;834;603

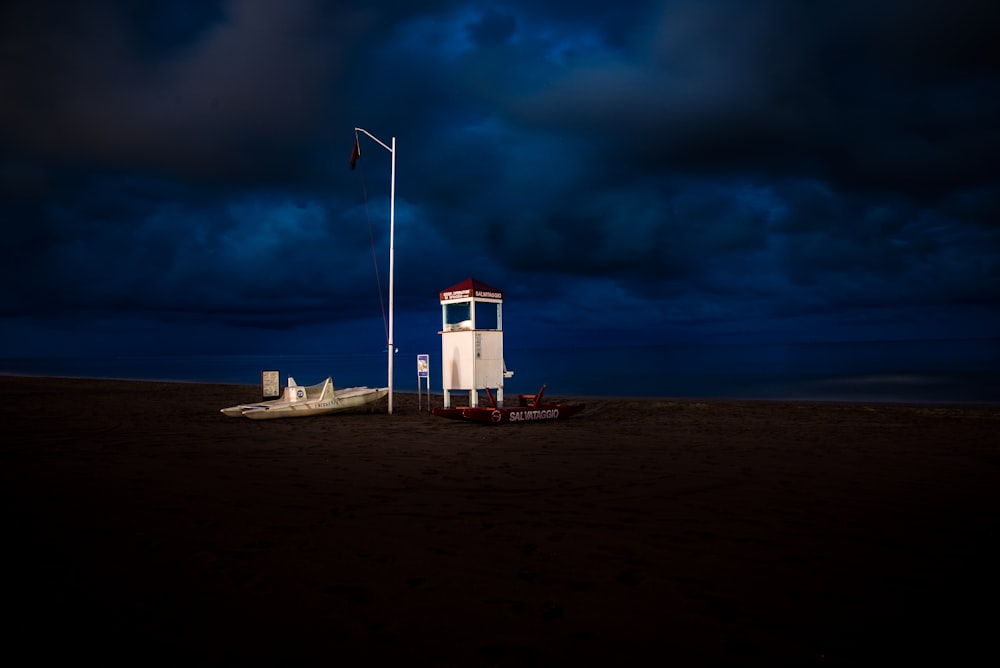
432;385;585;424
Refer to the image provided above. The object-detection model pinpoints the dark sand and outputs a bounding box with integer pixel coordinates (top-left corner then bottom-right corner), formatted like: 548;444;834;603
2;376;998;666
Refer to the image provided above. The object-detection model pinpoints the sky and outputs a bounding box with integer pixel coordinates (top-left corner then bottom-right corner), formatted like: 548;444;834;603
2;0;999;360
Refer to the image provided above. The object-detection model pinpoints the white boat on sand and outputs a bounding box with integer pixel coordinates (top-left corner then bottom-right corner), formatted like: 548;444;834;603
221;376;388;420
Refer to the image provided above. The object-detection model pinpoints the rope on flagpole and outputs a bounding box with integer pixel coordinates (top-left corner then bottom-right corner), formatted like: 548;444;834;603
352;130;389;344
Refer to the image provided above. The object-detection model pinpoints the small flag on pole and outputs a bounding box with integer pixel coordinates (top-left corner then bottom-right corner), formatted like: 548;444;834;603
350;138;360;170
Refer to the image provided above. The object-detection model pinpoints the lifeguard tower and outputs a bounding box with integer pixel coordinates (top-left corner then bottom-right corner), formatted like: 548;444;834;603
439;278;512;408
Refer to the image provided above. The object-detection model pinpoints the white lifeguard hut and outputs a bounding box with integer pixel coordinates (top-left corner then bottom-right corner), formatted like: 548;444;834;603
439;278;512;408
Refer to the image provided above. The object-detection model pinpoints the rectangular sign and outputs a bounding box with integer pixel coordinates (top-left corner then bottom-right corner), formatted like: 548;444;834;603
417;354;429;378
261;370;280;399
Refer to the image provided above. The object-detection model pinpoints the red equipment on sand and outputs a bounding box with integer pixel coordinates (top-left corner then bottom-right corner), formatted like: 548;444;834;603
431;385;585;424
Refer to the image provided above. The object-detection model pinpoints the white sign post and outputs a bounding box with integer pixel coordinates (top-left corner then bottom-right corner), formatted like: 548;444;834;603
417;354;430;411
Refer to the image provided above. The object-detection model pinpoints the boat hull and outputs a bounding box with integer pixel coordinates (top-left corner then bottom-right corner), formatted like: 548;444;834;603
241;390;387;419
431;402;585;424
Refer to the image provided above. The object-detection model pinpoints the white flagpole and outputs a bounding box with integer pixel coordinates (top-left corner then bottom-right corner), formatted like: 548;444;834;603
388;135;395;416
354;127;396;414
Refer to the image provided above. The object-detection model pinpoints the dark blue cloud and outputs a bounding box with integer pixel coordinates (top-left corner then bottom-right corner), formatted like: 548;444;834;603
466;8;517;46
1;0;998;358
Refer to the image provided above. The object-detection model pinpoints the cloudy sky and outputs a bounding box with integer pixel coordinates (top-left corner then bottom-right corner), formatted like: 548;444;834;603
2;0;998;359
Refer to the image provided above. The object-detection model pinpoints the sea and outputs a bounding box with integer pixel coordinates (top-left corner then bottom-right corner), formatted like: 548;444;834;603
2;339;998;404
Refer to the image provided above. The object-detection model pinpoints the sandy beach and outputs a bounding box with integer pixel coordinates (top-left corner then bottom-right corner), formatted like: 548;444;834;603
2;375;998;666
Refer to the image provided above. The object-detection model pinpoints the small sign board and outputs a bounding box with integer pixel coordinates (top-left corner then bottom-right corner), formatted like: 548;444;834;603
417;354;430;411
261;370;280;400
